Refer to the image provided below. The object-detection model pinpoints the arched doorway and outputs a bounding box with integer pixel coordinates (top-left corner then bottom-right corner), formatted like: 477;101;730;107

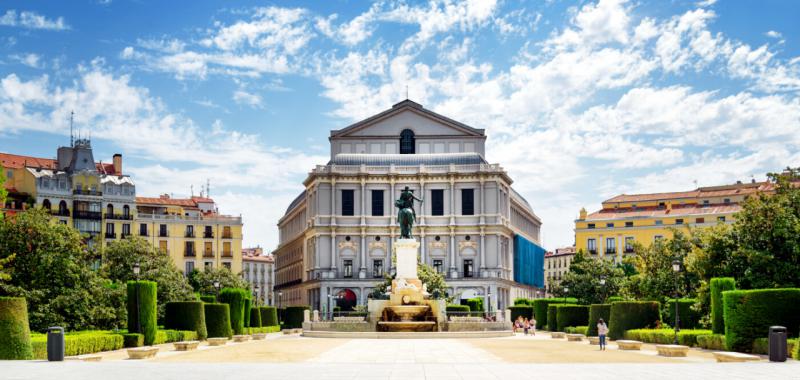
336;289;358;311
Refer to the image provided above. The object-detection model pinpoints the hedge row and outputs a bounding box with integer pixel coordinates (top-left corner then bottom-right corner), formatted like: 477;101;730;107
606;296;624;303
248;326;280;334
565;326;588;335
283;306;309;329
623;328;712;347
513;298;532;306
243;298;252;328
752;338;798;358
723;288;800;352
508;305;533;321
250;307;262;328
259;306;279;327
556;305;589;332
219;288;249;335
697;334;726;350
153;330;198;345
123;333;143;348
446;304;471;313
466;298;484;312
587;304;611;336
204;303;232;338
533;298;577;328
608;301;661;340
127;281;158;345
710;277;735;334
199;295;216;303
666;298;701;330
547;304;576;331
31;331;124;359
164;301;207;340
0;296;33;359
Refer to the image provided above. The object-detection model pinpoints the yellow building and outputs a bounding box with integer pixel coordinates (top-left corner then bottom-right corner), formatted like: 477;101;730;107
574;180;774;262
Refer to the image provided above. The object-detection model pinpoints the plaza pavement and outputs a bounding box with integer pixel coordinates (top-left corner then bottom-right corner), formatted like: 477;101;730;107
1;332;797;379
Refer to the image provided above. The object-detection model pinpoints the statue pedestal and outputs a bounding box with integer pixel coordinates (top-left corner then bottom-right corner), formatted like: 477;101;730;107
393;238;419;280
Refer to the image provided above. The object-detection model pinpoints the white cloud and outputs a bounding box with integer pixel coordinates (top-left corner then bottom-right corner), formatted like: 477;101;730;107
9;53;43;68
765;30;782;39
0;10;69;30
232;89;263;108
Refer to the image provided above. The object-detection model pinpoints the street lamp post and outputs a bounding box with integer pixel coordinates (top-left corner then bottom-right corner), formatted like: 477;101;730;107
326;294;333;320
563;287;569;304
132;263;141;335
672;259;682;345
599;276;607;303
213;280;220;302
487;291;492;319
278;291;283;325
253;286;260;307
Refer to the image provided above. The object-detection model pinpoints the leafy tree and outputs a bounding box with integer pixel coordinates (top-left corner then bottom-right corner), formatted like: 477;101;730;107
554;251;625;304
188;267;250;296
0;209;124;331
101;237;195;322
622;230;699;306
0;168;7;215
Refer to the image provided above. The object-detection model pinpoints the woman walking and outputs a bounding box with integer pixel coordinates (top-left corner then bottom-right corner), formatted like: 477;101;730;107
597;318;609;351
530;316;537;336
523;318;530;335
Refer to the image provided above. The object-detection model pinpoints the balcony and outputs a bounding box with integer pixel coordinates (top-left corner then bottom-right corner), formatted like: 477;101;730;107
139;232;149;237
203;232;214;238
605;249;616;255
222;233;232;239
184;250;196;257
105;213;133;220
51;209;70;217
222;251;232;258
624;248;635;254
588;249;597;255
203;250;214;258
73;189;102;196
73;210;102;220
121;233;131;239
185;232;195;238
105;232;117;239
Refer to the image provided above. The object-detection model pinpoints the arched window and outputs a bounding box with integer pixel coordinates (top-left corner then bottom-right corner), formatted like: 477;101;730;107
58;200;68;215
123;205;130;218
400;129;415;154
107;204;114;217
42;199;51;211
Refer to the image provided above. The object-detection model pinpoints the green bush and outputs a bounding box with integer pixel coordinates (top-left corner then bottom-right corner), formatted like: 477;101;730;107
219;288;249;335
127;281;158;345
164;301;207;340
446;304;470;313
565;326;588;335
30;331;123;359
697;334;726;350
723;288;800;352
122;333;143;348
710;277;735;334
250;307;262;328
587;304;611;336
204;303;232;338
243;298;252;328
466;297;484;313
533;298;576;328
248;326;280;334
513;298;532;306
606;296;624;303
508;305;533;321
260;306;279;327
153;329;198;344
200;295;216;303
608;301;661;340
546;304;558;331
556;305;589;332
794;336;800;360
283;306;309;329
624;328;712;347
0;297;33;360
666;298;701;330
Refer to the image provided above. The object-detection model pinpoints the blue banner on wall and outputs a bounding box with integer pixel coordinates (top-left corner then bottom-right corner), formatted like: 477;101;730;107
513;234;545;288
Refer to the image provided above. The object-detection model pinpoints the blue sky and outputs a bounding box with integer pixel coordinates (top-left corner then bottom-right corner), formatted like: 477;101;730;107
1;0;799;251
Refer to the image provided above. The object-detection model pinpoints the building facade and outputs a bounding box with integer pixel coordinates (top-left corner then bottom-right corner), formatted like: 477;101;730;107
274;100;545;313
1;141;243;274
544;246;576;296
242;247;275;306
574;180;773;262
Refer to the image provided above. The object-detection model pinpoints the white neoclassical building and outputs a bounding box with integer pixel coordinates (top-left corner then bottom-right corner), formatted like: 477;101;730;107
273;100;545;313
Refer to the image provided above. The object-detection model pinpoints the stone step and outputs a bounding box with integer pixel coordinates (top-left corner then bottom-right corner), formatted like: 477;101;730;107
712;351;761;363
126;346;158;359
616;340;643;350
656;344;690;357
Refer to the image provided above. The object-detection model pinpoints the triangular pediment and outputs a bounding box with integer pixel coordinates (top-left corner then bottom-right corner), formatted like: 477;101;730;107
330;100;485;138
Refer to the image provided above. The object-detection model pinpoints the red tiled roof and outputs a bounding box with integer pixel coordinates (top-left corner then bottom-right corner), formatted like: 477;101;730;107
136;195;199;207
0;152;120;174
585;203;742;221
191;196;214;203
604;182;772;203
243;255;274;263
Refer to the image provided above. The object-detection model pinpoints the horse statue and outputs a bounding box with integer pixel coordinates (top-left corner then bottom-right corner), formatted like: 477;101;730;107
395;186;423;239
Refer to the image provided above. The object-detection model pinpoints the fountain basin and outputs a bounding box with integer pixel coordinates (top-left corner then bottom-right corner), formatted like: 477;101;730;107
386;305;430;321
377;321;436;332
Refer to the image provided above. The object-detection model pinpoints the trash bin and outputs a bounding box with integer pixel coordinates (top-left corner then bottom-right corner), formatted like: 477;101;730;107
768;326;787;362
47;326;65;362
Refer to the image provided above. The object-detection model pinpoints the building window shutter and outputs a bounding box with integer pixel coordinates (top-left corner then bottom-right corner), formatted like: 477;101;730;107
431;189;444;216
341;190;355;216
371;190;384;216
461;189;474;215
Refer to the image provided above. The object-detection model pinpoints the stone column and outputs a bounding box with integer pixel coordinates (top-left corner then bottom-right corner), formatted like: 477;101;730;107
419;178;426;225
420;230;426;264
313;309;319;322
360;178;366;226
449;227;457;278
359;229;366;278
480;226;486;277
303;309;311;323
330;178;337;226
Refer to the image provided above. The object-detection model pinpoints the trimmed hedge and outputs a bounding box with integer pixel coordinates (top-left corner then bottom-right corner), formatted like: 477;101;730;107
556;305;589;332
127;281;158;345
250;307;262;328
248;326;280;334
513;298;532;306
565;326;588;335
508;305;533;321
446;304;470;313
666;298;701;330
164;301;207;340
608;301;661;340
587;304;611;336
794;336;800;360
0;296;33;360
30;331;124;359
697;334;726;351
466;297;484;313
204;303;232;338
243;298;252;328
260;306;279;327
547;304;560;331
723;288;800;352
283;306;309;329
606;296;624;303
624;328;712;347
153;329;198;345
200;295;216;303
123;333;143;348
219;288;249;335
533;298;576;328
710;277;735;334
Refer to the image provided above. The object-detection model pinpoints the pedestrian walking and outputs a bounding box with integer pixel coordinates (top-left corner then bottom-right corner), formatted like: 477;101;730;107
523;318;530;335
597;318;609;351
531;316;537;336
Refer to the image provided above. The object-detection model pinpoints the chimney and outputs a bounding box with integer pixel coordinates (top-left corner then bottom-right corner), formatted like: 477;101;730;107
112;154;122;175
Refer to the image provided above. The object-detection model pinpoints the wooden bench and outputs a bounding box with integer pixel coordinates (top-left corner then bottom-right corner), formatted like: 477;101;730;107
587;336;600;345
712;352;761;363
616;340;643;350
232;335;251;342
252;333;267;340
656;344;690;357
173;341;200;351
207;337;228;346
127;347;158;359
566;334;585;342
550;332;566;339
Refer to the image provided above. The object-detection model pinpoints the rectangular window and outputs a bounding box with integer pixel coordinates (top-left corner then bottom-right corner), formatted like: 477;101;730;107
431;189;444;216
655;220;663;225
624;237;634;253
654;235;664;242
159;224;168;237
658;202;666;208
588;223;595;229
184;241;195;257
433;259;443;273
625;221;633;228
223;226;232;238
587;238;597;254
185;261;194;274
139;223;148;236
371;190;384;216
373;259;383;278
724;198;730;204
204;242;213;257
696;217;705;224
204;225;213;238
186;225;195;237
341;189;354;216
605;238;616;254
343;259;353;278
703;200;710;207
223;242;231;257
606;222;614;228
675;219;684;225
105;223;115;238
717;216;726;222
463;259;474;278
461;189;474;215
159;240;167;253
222;262;231;270
204;262;213;270
122;223;131;237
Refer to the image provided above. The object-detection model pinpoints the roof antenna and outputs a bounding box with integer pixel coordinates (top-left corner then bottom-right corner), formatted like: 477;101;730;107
70;111;75;147
207;178;210;198
405;85;409;100
190;185;194;197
